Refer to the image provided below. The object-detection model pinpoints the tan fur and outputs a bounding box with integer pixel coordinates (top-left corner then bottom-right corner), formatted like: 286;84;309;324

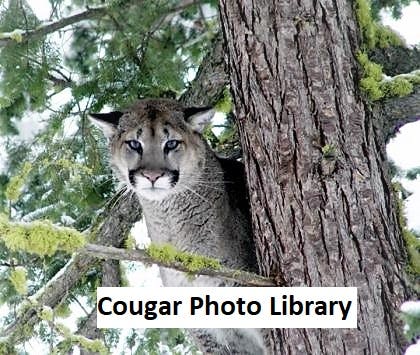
90;99;268;354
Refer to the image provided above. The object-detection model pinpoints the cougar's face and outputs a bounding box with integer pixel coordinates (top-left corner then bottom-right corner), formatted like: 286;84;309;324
112;111;201;201
90;99;214;201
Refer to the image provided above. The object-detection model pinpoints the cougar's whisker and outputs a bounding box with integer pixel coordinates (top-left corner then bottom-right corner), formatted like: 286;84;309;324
178;183;210;204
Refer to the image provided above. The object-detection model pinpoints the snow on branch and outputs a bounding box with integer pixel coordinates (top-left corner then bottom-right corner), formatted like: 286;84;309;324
0;7;108;47
370;45;420;77
0;0;200;48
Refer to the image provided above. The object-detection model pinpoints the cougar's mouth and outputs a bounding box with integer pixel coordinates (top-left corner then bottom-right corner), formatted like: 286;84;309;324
128;168;180;200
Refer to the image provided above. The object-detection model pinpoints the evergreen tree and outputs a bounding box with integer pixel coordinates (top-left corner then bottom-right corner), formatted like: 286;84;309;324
0;0;418;353
219;0;420;353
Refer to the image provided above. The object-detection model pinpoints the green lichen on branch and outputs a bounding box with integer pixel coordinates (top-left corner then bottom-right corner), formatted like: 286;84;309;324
357;51;385;100
5;298;40;342
0;216;86;256
0;29;24;43
53;323;109;355
354;0;417;102
356;0;376;49
357;52;420;101
9;266;28;295
375;24;404;49
321;144;336;158
146;244;221;273
5;162;32;202
393;183;420;279
54;302;71;318
74;336;109;355
402;229;420;278
214;87;233;113
124;233;136;250
381;76;413;97
355;0;404;50
0;341;17;355
39;306;54;322
381;70;420;97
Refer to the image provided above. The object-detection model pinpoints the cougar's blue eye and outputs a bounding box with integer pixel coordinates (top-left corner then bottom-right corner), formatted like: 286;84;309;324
165;140;180;150
126;140;141;151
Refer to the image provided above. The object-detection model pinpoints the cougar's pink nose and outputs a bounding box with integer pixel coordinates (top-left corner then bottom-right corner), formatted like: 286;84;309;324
142;170;163;183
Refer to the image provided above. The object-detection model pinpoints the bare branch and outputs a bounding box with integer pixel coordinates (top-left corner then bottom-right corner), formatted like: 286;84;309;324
47;74;72;88
370;45;420;76
75;260;120;355
82;243;275;287
180;32;227;106
376;85;420;142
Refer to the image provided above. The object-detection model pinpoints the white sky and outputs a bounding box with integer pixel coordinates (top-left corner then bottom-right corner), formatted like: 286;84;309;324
382;1;420;232
381;3;420;45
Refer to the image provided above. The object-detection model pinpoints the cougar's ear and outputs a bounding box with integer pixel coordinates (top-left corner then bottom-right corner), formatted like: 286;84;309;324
88;111;124;138
184;107;215;133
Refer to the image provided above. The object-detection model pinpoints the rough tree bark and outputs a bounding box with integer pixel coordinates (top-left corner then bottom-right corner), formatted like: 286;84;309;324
219;0;413;354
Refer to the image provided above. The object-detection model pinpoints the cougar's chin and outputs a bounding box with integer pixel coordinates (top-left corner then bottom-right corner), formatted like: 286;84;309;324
135;187;173;201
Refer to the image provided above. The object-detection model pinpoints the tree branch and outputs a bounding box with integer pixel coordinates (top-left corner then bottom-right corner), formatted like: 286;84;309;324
0;7;108;46
82;243;275;287
0;0;199;48
149;0;199;34
54;260;121;354
179;32;227;106
1;194;141;343
376;85;420;142
47;74;72;88
370;45;420;76
77;310;101;355
74;260;121;355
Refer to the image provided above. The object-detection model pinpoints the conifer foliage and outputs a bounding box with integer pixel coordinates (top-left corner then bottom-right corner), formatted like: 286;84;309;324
0;0;419;353
0;0;219;352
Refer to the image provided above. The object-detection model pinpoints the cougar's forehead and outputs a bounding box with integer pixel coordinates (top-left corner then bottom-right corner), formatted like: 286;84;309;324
120;110;186;136
116;102;191;139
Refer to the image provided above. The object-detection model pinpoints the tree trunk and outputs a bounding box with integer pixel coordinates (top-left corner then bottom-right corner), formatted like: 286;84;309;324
219;0;413;353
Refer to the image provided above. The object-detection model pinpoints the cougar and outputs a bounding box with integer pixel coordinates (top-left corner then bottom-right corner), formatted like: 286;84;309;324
90;98;266;354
